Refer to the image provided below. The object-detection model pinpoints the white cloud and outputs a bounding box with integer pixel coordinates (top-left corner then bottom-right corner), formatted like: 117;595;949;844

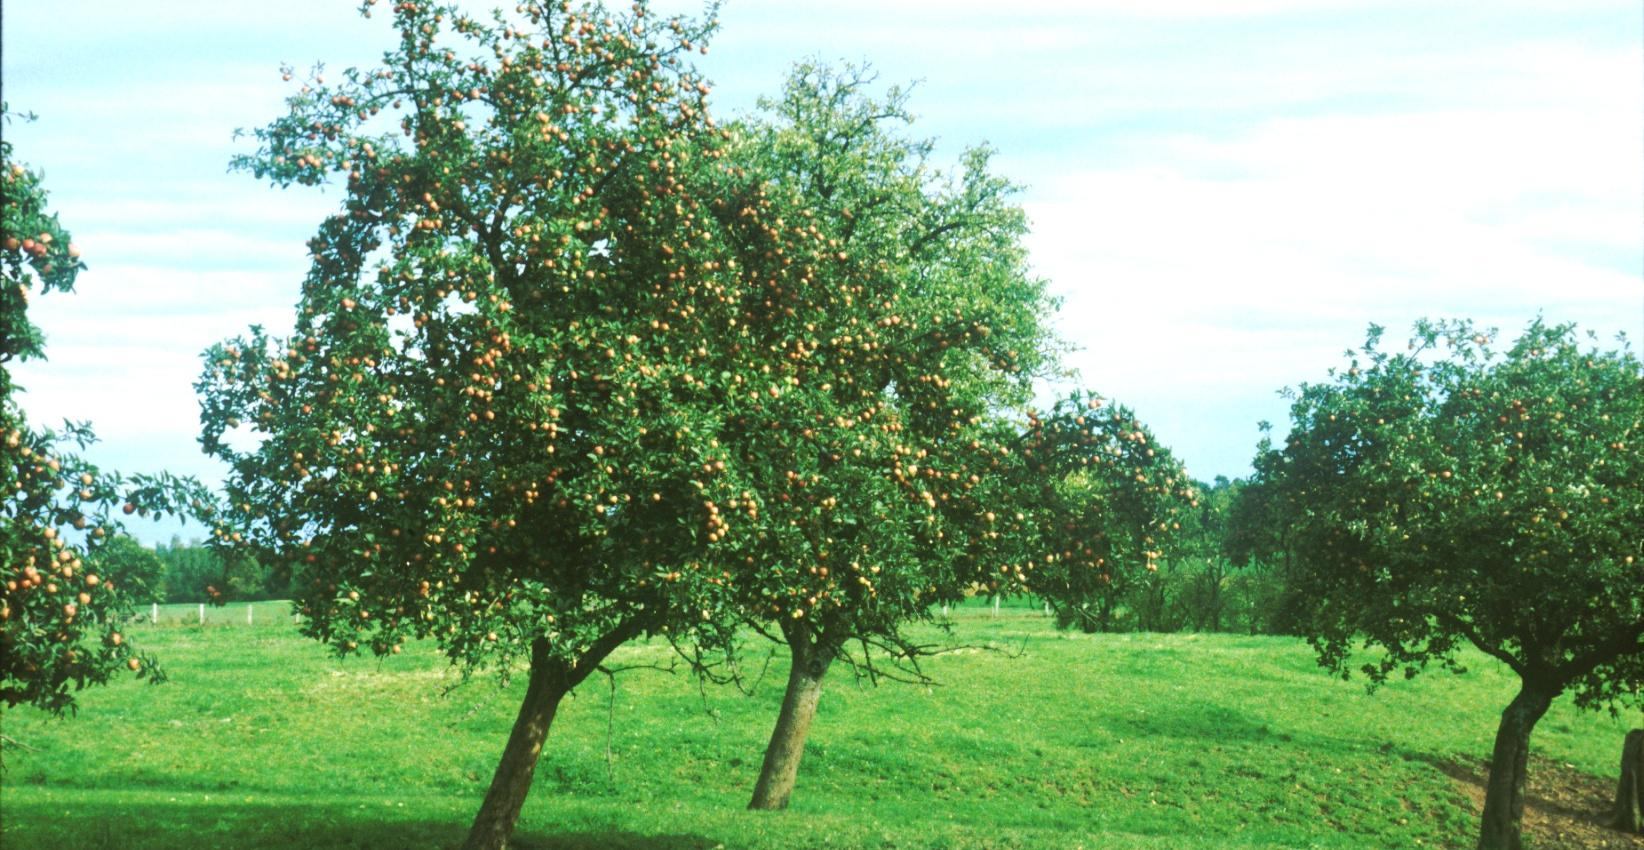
14;264;301;451
1022;73;1642;476
82;230;313;269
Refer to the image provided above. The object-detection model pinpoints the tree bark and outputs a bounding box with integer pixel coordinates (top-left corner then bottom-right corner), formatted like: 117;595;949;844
463;622;639;850
1208;563;1223;633
1476;684;1554;850
748;623;837;810
1612;729;1644;833
463;638;570;850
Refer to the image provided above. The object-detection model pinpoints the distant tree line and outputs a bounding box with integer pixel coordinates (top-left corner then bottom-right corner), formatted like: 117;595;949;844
89;536;284;605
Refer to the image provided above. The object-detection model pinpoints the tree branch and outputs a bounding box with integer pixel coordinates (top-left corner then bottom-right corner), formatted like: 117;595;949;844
1558;619;1644;685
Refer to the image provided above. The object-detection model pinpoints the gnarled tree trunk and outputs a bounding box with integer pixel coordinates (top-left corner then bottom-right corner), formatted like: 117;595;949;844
1612;729;1644;833
748;622;838;810
1476;684;1554;850
464;637;569;850
463;622;639;850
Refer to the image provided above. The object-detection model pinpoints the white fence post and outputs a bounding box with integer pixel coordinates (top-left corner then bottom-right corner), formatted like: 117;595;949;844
151;602;158;624
992;595;1000;618
247;604;254;625
198;603;205;625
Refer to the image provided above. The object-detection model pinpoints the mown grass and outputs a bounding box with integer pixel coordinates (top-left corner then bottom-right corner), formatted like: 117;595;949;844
0;606;1632;849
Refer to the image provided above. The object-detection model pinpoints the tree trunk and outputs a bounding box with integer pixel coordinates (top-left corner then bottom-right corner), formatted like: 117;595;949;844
748;624;837;810
463;638;570;850
463;622;640;850
1612;729;1644;833
1476;684;1554;850
1208;564;1223;633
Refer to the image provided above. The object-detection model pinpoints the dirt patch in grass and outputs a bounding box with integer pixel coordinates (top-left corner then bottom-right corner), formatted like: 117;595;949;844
1438;755;1644;850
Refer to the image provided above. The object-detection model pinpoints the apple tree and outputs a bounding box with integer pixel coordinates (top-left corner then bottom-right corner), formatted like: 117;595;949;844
1018;392;1198;634
1252;319;1644;850
2;108;207;716
688;64;1059;810
197;3;747;848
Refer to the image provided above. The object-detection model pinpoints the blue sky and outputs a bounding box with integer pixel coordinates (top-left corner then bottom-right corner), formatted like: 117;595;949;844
4;0;1641;543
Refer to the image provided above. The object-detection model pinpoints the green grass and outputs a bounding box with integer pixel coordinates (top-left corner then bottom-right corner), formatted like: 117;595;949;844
0;609;1632;849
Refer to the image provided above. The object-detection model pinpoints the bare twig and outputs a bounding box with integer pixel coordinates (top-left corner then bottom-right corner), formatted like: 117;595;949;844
1;734;41;752
737;644;778;697
834;627;1028;689
599;667;617;784
587;656;680;787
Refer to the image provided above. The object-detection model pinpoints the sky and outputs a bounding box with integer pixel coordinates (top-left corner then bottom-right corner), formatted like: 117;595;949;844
4;0;1641;544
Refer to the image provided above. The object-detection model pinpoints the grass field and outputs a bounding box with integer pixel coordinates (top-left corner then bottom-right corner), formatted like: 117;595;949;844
0;604;1636;849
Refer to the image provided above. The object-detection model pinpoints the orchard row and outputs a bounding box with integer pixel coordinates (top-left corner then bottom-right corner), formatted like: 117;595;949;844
3;4;1640;850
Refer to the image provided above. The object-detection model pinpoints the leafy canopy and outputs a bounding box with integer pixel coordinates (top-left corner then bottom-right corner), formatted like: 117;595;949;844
684;63;1060;668
200;0;758;675
1254;318;1644;707
1018;391;1198;632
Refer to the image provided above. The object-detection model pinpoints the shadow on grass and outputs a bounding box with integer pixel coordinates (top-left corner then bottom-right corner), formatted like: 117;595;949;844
1105;700;1302;746
1412;752;1644;850
517;832;720;850
0;793;720;850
